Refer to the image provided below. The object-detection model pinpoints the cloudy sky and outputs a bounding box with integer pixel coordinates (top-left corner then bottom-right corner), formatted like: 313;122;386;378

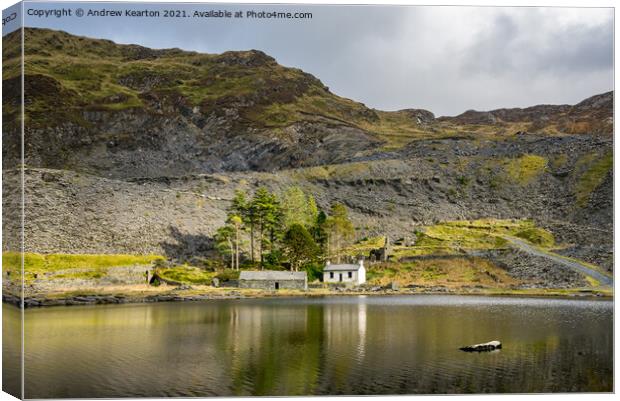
17;1;614;116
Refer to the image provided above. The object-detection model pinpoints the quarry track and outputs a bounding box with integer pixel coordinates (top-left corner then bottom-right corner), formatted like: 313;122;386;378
505;237;613;287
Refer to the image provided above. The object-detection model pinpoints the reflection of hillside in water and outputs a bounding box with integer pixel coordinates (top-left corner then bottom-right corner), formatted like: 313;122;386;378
2;305;22;398
220;299;612;394
17;297;613;397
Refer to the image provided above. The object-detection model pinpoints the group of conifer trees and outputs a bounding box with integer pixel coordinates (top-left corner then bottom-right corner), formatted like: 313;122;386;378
215;186;354;275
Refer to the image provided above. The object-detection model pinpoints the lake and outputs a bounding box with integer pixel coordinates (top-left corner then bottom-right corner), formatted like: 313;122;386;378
2;295;613;397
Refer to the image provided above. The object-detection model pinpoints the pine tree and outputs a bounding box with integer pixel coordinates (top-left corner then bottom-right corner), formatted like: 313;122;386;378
281;186;317;229
215;225;235;268
251;187;282;268
230;190;255;263
283;224;319;271
327;202;355;263
215;215;244;270
229;214;243;270
311;210;328;253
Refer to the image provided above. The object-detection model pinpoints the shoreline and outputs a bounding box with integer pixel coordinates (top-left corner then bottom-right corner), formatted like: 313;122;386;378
2;285;613;308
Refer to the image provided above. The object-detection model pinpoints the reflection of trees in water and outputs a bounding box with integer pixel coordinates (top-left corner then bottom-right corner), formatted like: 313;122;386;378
227;303;324;395
210;301;613;395
21;301;613;397
226;301;372;395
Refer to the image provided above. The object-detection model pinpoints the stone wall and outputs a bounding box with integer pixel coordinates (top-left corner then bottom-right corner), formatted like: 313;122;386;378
239;279;307;291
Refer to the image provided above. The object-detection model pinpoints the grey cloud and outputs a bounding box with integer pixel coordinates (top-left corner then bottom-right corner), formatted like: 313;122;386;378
460;10;613;78
536;19;613;73
22;3;613;116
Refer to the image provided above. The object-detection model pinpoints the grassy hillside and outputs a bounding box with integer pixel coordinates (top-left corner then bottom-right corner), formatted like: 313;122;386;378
345;219;555;260
574;151;613;207
366;257;520;289
5;28;406;139
2;252;163;282
4;28;611;153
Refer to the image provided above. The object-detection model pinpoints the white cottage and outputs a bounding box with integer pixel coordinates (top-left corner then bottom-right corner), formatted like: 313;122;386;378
323;259;366;285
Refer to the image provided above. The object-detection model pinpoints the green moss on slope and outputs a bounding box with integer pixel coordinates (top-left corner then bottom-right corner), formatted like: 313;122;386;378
515;228;555;247
504;154;547;185
575;151;613;207
399;219;555;258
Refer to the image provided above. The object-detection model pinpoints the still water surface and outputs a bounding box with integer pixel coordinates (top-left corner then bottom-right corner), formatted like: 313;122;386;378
4;295;613;397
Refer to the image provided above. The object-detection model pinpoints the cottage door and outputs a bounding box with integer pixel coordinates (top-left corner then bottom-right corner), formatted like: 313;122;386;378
339;273;343;282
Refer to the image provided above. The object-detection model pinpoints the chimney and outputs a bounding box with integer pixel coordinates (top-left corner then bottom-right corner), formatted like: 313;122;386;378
358;258;364;268
326;260;331;266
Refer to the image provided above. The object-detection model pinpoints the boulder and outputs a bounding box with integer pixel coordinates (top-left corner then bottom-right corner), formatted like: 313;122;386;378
460;340;502;352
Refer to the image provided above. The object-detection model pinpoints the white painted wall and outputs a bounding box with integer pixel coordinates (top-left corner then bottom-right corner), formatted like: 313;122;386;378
323;261;366;285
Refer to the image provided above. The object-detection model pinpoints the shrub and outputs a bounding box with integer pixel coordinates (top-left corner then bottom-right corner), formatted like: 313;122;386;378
188;257;220;272
153;258;168;269
303;262;323;282
263;250;284;269
158;266;213;285
215;269;240;282
457;176;470;186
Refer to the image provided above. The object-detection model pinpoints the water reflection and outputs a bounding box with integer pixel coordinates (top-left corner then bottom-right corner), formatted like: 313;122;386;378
2;305;21;398
8;296;613;397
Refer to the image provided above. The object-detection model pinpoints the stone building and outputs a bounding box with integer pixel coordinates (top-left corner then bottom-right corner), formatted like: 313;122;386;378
323;259;366;285
369;236;392;263
239;271;308;290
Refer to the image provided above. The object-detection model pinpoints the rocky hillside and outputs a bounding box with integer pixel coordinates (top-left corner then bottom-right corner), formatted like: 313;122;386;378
2;28;614;277
439;92;613;135
2;133;612;271
2;28;614;178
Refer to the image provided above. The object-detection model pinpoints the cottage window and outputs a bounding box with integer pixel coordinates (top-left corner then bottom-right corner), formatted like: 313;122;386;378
329;272;334;279
348;271;352;278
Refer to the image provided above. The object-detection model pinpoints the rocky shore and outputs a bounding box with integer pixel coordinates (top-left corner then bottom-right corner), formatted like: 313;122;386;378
3;284;611;309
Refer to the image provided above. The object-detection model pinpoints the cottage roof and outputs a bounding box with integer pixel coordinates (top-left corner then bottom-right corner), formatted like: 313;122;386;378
324;263;363;272
239;270;307;281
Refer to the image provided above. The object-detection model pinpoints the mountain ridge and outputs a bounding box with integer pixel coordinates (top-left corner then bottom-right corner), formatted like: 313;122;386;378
2;28;613;179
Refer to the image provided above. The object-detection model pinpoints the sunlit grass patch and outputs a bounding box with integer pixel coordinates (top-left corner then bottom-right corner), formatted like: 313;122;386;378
342;236;387;257
158;265;216;285
514;227;554;247
575;151;612;207
585;276;600;287
396;219;556;260
504;154;548;185
416;224;509;250
392;246;456;258
367;258;519;288
2;252;163;275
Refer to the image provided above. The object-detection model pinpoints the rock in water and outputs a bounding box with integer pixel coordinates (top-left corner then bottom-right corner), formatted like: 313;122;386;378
459;340;502;352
